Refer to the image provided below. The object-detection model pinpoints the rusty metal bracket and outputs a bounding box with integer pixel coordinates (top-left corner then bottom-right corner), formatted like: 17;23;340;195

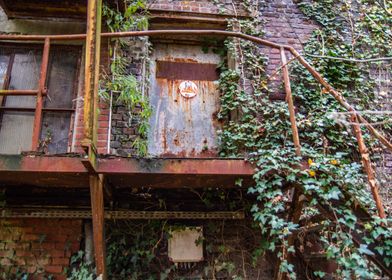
81;140;98;173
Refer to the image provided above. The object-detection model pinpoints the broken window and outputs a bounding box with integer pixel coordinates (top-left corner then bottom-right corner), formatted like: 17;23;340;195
0;45;80;154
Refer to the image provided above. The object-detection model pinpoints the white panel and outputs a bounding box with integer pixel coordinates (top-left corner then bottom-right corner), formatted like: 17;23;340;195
168;227;203;263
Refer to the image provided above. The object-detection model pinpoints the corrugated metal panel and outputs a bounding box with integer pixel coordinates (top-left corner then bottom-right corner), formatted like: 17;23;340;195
148;44;221;157
0;51;41;154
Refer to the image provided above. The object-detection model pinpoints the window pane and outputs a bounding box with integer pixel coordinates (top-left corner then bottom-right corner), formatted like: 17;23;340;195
39;48;79;154
0;53;10;89
40;112;71;154
5;50;41;107
0;50;42;154
45;49;79;109
0;111;34;154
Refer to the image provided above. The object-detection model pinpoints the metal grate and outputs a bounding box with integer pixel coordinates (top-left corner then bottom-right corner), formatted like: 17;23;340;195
0;209;245;220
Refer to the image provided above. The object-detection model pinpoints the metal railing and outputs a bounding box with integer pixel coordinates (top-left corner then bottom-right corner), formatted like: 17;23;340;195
1;28;391;278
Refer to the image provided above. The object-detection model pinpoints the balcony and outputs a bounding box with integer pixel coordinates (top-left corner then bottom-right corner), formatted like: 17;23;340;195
0;2;391;279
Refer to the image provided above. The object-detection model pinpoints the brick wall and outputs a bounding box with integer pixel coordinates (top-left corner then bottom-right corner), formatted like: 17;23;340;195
260;0;317;91
0;219;82;280
109;38;147;156
72;40;111;155
149;0;247;16
108;0;318;155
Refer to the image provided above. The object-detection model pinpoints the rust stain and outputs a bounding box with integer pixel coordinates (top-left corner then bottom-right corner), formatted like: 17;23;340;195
156;61;219;81
162;56;198;63
149;47;222;158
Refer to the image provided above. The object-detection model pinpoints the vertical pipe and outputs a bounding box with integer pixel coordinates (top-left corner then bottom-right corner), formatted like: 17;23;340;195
31;37;50;151
351;114;386;219
280;47;301;156
90;174;107;279
107;44;116;154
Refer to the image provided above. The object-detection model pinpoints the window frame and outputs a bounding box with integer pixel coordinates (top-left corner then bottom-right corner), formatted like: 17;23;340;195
0;42;82;153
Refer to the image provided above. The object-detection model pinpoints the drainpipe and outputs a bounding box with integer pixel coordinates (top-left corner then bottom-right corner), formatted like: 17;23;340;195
107;44;116;154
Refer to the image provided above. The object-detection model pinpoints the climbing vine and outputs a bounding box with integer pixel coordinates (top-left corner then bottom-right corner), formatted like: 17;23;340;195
100;0;151;156
70;0;392;278
217;0;392;278
67;190;262;279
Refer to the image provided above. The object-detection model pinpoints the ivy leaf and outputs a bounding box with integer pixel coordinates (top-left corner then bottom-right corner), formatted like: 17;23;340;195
235;178;243;187
358;244;375;256
326;186;341;200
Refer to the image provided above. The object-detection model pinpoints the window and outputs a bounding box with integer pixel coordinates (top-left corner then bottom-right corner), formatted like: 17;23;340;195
0;45;80;154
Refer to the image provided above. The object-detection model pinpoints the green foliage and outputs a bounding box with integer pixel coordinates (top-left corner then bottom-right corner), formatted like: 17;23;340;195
105;221;173;279
217;0;392;278
68;220;255;279
67;251;95;280
100;0;151;156
102;0;148;32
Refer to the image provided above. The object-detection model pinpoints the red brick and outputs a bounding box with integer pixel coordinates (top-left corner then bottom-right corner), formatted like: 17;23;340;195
15;249;33;257
0;250;15;258
98;128;108;134
45;265;64;274
55;275;67;280
50;250;65;258
23;233;40;241
51;257;70;266
98;114;109;121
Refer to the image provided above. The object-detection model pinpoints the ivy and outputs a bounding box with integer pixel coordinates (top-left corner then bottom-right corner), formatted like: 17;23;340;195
100;0;151;156
217;0;392;278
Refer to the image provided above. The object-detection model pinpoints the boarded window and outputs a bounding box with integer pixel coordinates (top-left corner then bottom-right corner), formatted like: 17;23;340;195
0;45;80;154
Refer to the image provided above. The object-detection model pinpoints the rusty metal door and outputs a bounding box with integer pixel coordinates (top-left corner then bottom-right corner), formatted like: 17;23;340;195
148;44;221;157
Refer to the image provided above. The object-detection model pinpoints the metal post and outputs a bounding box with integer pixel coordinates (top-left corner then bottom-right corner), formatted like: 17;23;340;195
351;114;386;218
84;0;106;277
90;174;107;279
31;37;50;151
275;48;303;280
82;0;102;170
280;47;301;156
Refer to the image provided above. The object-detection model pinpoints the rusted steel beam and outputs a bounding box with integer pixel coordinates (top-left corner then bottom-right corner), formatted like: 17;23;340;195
280;48;301;156
0;155;86;173
275;49;304;280
350;114;386;218
82;0;102;173
89;174;107;279
1;209;245;220
97;158;254;175
0;156;254;188
0;89;39;95
0;155;254;175
31;37;50;151
0;30;283;49
288;48;392;152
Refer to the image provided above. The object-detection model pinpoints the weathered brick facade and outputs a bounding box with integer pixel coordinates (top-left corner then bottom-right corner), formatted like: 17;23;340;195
0;0;390;277
0;219;82;279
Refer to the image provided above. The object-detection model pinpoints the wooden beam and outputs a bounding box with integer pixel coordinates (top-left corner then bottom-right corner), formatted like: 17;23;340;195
90;174;107;279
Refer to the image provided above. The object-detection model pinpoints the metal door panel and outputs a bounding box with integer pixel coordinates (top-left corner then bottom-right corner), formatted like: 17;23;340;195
148;44;221;157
